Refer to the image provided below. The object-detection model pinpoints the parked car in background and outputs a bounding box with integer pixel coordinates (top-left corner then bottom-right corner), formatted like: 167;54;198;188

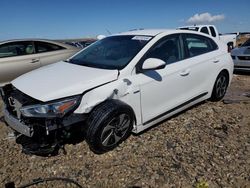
64;41;81;48
0;39;80;86
178;25;237;50
78;41;95;48
64;40;96;48
231;38;250;72
236;32;250;47
1;29;233;154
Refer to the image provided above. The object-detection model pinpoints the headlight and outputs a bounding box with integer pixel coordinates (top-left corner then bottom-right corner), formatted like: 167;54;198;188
20;97;80;118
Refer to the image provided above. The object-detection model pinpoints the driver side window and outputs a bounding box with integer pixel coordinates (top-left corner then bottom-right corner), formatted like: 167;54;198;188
0;41;34;58
145;35;182;65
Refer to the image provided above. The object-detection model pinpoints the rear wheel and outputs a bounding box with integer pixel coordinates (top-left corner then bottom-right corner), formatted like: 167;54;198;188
85;100;134;154
211;71;229;101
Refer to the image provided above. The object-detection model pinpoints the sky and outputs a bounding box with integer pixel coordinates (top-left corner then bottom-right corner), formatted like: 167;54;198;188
0;0;250;40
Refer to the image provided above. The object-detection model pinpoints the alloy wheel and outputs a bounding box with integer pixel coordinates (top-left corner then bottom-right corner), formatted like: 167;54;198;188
101;113;131;147
215;75;227;98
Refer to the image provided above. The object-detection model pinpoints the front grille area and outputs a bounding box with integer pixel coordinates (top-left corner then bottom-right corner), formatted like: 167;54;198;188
238;56;250;60
2;84;39;119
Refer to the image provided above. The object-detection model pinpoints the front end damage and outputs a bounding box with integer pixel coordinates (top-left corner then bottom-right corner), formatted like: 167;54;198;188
0;84;86;155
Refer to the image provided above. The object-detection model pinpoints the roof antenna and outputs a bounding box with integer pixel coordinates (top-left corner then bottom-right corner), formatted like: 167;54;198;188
106;29;112;35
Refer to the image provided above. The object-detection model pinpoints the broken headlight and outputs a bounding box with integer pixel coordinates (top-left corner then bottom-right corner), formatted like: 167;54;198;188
20;96;80;118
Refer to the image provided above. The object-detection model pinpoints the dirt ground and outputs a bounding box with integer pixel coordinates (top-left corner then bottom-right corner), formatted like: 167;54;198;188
0;74;249;188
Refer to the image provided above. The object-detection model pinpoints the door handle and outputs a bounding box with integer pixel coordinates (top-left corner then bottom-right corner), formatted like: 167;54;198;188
30;59;39;63
213;60;220;63
180;69;190;76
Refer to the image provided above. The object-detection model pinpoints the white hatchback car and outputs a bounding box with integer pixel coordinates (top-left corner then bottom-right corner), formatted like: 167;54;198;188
1;29;233;154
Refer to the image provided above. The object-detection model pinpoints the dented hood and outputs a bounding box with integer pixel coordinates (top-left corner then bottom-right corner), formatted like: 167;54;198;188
12;61;119;102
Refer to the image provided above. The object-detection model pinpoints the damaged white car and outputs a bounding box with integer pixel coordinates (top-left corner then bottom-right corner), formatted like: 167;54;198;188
1;29;233;154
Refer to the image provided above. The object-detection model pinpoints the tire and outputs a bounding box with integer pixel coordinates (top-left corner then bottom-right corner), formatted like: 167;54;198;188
85;100;134;154
211;71;229;101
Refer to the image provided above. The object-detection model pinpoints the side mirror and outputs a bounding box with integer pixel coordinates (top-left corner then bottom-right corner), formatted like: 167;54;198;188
142;58;166;70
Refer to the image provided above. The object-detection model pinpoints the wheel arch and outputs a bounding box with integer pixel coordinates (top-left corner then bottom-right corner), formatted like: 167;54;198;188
89;99;137;126
209;68;230;98
210;69;230;101
220;69;230;80
85;99;136;153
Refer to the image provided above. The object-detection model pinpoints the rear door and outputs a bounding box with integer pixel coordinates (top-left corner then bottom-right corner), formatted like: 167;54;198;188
0;41;41;85
182;33;222;96
34;41;74;66
137;33;221;124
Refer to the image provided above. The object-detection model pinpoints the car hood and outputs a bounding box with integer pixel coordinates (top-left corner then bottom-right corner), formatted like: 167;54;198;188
231;46;250;56
12;61;119;102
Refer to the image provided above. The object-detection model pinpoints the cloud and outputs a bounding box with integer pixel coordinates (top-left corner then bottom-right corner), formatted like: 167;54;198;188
187;12;225;24
178;19;185;23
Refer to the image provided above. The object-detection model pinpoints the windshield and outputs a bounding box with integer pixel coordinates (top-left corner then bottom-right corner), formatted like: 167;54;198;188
241;38;250;47
69;35;152;70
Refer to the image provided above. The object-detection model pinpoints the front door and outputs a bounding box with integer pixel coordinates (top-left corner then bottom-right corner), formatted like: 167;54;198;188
137;34;195;124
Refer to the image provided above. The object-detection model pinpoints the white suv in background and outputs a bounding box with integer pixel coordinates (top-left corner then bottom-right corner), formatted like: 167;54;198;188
1;29;233;154
178;25;237;50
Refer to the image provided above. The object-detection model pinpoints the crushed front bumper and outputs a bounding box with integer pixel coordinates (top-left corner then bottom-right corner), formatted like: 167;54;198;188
4;108;34;137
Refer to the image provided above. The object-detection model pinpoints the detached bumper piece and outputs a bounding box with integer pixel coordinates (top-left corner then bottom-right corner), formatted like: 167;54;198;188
15;135;61;156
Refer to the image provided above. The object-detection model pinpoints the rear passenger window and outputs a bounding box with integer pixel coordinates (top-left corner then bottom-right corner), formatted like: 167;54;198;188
0;41;34;58
184;34;218;57
200;27;209;35
35;41;65;53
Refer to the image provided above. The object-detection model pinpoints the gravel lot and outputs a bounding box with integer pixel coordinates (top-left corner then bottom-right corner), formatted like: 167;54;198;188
0;74;249;188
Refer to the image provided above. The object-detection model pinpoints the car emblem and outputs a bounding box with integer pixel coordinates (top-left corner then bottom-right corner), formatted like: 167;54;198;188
8;97;15;107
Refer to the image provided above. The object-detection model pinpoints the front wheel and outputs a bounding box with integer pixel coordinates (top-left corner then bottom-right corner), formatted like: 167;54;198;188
85;101;134;154
211;71;229;101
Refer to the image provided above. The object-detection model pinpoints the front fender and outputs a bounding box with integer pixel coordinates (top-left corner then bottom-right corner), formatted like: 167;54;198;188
73;78;142;126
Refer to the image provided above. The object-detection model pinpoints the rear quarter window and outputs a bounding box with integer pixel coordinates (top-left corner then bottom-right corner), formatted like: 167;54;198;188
184;34;218;57
35;41;65;53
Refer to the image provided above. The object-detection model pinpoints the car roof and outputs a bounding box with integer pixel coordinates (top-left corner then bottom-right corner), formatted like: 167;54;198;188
114;29;177;37
0;39;78;49
113;28;212;37
178;25;215;29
